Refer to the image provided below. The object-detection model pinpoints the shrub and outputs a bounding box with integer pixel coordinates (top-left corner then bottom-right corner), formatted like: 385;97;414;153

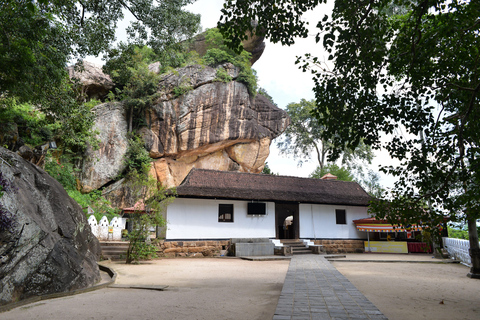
215;68;233;83
123;134;152;175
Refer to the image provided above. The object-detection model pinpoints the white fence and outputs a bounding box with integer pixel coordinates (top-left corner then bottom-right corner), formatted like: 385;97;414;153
442;237;477;266
88;215;125;241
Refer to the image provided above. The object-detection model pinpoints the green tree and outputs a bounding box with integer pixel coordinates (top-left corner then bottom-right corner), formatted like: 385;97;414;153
1;0;200;117
310;164;384;198
124;169;175;264
219;0;480;276
276;99;373;171
257;87;278;107
261;162;276;175
358;170;385;199
309;163;353;181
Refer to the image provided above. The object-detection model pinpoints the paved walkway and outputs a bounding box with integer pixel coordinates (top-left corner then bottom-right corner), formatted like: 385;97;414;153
273;255;387;320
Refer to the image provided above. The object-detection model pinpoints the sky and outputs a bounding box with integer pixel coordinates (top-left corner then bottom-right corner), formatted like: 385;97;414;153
96;0;399;189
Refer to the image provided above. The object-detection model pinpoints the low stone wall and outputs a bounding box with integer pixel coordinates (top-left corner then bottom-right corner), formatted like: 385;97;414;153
156;240;230;258
313;239;365;254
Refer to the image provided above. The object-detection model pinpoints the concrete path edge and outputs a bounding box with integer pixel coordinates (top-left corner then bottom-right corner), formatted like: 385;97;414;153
0;262;117;313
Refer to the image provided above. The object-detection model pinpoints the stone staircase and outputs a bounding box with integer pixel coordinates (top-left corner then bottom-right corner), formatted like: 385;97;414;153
100;241;129;260
281;239;313;255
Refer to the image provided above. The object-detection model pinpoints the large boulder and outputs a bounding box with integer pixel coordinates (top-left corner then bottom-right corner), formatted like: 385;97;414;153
67;61;114;101
140;63;289;188
0;147;101;306
79;102;128;193
187;30;265;66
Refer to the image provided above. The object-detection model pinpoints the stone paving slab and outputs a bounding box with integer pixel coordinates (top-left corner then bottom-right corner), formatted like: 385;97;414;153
273;255;387;320
240;255;292;261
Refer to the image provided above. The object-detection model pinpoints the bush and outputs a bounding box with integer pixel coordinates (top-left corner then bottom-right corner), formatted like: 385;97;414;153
44;154;119;219
203;48;234;65
215;68;233;83
123;135;152;175
44;155;78;191
0;99;58;148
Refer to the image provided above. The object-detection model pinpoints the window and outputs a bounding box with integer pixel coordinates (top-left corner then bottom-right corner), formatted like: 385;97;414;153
335;209;346;225
218;204;234;222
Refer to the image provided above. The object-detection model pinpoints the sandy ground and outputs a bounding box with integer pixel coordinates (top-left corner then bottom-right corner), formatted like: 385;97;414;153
1;258;290;320
331;254;480;320
2;254;480;320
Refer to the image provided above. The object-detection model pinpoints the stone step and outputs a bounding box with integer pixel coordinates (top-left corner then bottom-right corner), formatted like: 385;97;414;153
292;247;312;253
102;248;129;254
292;249;313;255
100;241;129;260
100;241;129;247
287;243;307;247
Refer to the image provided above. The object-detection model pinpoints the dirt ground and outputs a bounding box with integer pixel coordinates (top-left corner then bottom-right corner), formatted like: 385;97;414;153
331;254;480;320
2;254;480;320
1;258;290;320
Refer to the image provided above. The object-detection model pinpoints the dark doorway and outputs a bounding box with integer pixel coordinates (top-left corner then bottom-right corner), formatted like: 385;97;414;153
275;203;299;239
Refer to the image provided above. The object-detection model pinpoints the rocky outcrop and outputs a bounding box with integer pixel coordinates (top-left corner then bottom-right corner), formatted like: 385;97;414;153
0;147;101;306
140;63;289;188
79;102;128;193
187;30;265;66
68;61;114;101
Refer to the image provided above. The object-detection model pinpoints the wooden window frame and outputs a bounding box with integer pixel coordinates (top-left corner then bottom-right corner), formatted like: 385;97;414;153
335;209;347;225
218;204;234;223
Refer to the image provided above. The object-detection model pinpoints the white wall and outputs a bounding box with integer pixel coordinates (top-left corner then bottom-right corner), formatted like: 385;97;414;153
299;204;367;239
166;198;276;239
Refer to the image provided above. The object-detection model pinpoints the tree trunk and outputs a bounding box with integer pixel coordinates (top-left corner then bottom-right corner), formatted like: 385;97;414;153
467;217;480;279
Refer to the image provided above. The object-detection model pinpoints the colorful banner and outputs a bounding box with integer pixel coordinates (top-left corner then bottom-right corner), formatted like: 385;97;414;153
364;241;408;253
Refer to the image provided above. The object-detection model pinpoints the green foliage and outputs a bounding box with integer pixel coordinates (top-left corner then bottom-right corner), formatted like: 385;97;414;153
448;226;469;240
123;135;152;176
235;53;258;96
257;88;278;107
358;170;385;199
104;45;163;131
126;240;158;262
0;100;54;148
0;94;97;155
202;28;257;96
44;154;119;219
124;169;175;264
261;162;277;175
220;1;480;248
173;84;193;97
1;0;200;107
276;99;373;170
203;48;234;65
44;155;78;191
309;164;354;181
214;68;233;83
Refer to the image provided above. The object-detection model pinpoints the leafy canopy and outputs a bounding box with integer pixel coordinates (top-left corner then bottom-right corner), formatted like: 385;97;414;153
309;163;353;181
1;0;200;109
276;99;373;171
219;0;480;232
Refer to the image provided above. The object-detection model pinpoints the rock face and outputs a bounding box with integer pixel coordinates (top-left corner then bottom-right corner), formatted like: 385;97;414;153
79;102;128;193
187;31;265;66
141;63;289;188
67;61;114;101
0;147;101;306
